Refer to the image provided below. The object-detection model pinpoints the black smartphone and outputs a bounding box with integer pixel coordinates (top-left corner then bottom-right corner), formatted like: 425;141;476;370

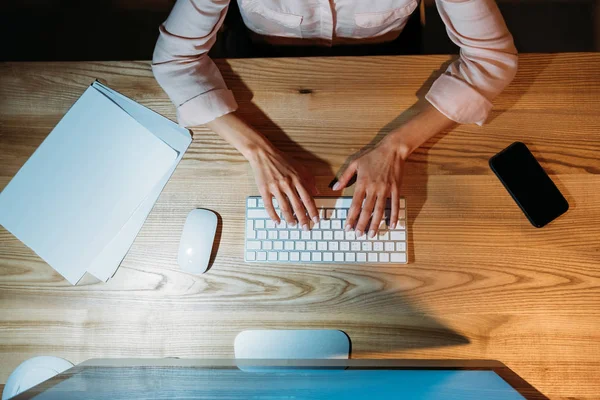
489;142;569;228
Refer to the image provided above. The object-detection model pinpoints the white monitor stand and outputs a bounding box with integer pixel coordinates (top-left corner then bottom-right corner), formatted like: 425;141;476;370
234;330;350;360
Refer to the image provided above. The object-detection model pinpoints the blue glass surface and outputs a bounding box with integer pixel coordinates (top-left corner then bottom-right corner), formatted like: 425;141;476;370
33;368;525;399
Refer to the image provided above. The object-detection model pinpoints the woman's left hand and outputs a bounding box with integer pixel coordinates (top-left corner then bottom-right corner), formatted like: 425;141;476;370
332;135;409;238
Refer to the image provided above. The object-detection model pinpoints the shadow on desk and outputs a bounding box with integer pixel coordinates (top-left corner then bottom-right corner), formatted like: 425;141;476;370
217;61;335;191
213;59;469;353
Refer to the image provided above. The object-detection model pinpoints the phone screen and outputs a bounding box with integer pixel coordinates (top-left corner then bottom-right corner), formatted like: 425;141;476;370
489;142;568;228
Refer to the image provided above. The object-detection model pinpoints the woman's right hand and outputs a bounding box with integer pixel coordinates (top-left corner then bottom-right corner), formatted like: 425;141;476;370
206;112;319;229
248;146;320;231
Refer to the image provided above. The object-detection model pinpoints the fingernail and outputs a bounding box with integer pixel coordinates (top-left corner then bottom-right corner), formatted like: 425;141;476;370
312;216;319;224
390;222;396;229
332;182;340;190
302;224;309;231
345;224;352;232
289;222;296;227
356;230;363;237
368;230;376;238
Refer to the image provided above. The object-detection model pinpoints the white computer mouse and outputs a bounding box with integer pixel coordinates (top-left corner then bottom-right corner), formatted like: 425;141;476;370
178;209;218;274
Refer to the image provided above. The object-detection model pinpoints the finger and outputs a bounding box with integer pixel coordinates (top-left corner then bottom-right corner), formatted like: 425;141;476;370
332;162;357;191
272;187;296;226
295;181;320;224
345;185;365;231
389;186;400;229
368;193;388;237
260;189;279;223
355;190;376;236
284;186;310;230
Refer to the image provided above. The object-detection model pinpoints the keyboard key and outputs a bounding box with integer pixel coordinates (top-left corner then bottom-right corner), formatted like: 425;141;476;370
296;242;306;250
301;252;311;262
266;220;276;229
368;253;378;262
396;242;406;252
247;241;261;250
274;241;283;250
334;231;344;240
290;252;300;261
362;242;372;251
390;231;406;241
345;252;355;262
247;198;257;208
323;231;333;240
246;220;256;239
263;241;272;250
337;209;347;218
257;230;267;240
290;231;300;240
255;219;265;229
328;242;339;251
357;253;367;262
326;209;335;219
400;198;406;209
334;252;344;262
246;251;256;261
321;220;331;229
332;220;342;230
268;252;277;261
391;253;407;263
284;241;294;250
396;220;406;230
257;252;267;261
351;242;360;251
312;231;322;240
398;209;406;220
279;231;289;240
272;199;279;208
307;241;317;250
279;252;289;261
345;231;356;240
301;231;311;240
379;253;389;262
317;242;328;251
323;252;333;262
340;241;350;251
357;232;367;241
257;198;264;207
318;208;326;219
248;209;269;219
276;221;287;229
268;231;277;240
373;242;383;251
379;231;389;240
312;252;322;262
385;242;395;252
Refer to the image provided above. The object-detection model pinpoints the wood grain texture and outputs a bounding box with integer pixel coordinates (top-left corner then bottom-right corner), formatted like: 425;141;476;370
0;54;599;399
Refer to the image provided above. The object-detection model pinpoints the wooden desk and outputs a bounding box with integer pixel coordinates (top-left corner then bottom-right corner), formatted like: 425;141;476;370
0;54;599;399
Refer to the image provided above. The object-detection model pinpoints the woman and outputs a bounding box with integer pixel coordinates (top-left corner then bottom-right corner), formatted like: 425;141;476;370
152;0;517;238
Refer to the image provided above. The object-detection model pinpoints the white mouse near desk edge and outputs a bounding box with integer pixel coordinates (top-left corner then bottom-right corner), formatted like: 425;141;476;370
178;209;218;274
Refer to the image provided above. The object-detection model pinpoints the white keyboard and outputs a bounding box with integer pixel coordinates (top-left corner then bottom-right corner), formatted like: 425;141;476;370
245;196;407;264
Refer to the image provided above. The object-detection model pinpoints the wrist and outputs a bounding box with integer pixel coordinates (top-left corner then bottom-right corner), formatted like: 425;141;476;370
384;102;455;160
243;139;276;163
207;112;275;160
384;130;415;161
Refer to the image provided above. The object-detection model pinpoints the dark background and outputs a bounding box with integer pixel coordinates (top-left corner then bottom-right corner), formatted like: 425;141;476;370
0;0;598;62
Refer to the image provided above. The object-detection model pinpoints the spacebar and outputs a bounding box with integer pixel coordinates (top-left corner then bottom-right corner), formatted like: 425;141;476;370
314;197;354;208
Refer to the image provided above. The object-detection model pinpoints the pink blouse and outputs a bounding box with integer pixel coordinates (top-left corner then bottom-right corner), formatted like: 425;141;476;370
152;0;517;127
